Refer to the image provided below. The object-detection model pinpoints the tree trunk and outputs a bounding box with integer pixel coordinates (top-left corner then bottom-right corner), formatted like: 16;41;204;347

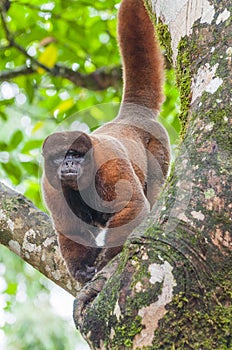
0;0;231;349
72;0;232;349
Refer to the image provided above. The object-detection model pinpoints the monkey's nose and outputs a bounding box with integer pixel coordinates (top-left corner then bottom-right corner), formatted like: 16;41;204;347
61;159;80;175
65;160;74;168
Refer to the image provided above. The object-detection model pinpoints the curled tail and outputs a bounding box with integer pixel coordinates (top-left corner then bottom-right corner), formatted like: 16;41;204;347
118;0;164;112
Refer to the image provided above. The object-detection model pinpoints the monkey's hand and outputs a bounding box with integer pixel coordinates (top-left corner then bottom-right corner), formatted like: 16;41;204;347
72;265;96;284
58;233;100;284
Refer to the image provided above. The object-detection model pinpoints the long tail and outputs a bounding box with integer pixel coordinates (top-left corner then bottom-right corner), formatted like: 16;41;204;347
118;0;164;112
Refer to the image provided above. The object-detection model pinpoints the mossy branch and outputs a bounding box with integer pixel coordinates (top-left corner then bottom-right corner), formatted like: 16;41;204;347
0;182;80;296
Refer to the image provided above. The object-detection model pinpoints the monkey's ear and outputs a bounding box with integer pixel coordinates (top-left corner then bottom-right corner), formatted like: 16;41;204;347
41;133;61;158
41;135;50;157
68;132;93;156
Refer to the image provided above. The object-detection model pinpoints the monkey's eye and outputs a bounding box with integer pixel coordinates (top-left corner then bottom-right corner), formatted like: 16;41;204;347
66;149;83;158
65;150;86;163
53;158;63;165
48;154;64;166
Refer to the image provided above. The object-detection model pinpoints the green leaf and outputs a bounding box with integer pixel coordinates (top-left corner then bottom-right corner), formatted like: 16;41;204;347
0;110;7;121
21;140;43;153
5;282;18;295
54;98;75;114
8;130;23;151
0;98;14;107
21;161;39;176
32;121;45;133
2;162;22;185
0;142;7;151
37;44;58;74
25;77;35;103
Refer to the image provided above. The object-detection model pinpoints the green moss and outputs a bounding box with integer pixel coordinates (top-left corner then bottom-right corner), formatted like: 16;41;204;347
156;21;173;63
112;316;143;349
2;197;20;213
144;1;173;63
110;243;165;348
150;260;232;349
176;39;192;137
143;0;154;19
194;97;232;158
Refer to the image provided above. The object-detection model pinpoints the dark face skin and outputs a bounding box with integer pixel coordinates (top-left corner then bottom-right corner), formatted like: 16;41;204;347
42;131;94;191
58;150;85;190
59;150;85;178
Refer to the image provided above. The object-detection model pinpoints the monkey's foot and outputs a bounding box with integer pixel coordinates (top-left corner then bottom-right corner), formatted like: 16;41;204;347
74;265;96;284
73;259;119;329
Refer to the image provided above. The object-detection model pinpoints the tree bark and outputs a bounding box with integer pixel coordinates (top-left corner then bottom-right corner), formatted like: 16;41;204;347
72;0;232;349
0;0;231;349
0;182;81;296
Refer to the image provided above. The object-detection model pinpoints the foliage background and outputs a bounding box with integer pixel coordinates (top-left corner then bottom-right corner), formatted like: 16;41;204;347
0;0;180;348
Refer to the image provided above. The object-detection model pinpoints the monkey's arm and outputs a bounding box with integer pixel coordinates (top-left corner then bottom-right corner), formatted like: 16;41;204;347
94;157;150;247
43;176;101;283
105;193;149;246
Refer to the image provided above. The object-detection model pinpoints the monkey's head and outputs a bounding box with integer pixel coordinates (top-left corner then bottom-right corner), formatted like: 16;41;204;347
42;131;94;191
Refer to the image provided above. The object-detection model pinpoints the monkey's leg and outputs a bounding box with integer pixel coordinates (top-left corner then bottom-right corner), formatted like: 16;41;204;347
58;233;100;284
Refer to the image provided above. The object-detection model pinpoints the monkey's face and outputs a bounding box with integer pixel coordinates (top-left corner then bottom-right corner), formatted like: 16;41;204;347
42;131;94;191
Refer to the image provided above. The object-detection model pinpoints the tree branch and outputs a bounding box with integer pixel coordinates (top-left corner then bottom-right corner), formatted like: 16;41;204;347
0;64;122;90
53;64;122;90
0;65;35;80
0;182;81;296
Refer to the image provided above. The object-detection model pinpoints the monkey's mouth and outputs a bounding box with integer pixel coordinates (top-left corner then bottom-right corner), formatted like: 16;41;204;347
57;166;79;183
59;171;79;180
58;161;82;180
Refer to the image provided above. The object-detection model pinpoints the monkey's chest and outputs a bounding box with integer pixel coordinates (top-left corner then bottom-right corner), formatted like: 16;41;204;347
63;187;113;227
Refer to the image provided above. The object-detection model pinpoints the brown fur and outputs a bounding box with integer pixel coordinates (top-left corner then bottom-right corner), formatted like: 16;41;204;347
42;0;170;284
118;0;164;111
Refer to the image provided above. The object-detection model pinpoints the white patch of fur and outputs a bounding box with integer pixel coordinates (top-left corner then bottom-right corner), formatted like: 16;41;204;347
95;227;108;247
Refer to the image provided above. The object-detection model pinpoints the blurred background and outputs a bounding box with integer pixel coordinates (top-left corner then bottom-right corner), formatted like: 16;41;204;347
0;0;180;348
